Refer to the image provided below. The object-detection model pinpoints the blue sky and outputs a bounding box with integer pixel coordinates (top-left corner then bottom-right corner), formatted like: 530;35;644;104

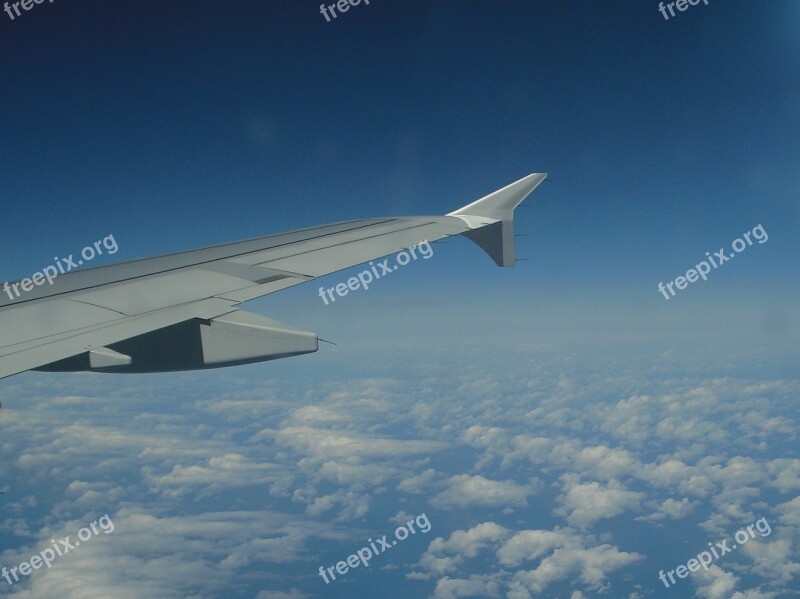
1;1;799;598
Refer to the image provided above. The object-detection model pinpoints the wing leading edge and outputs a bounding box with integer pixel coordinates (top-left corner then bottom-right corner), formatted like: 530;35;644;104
0;172;547;379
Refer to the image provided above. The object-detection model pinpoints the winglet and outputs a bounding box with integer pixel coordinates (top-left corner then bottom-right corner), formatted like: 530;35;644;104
447;172;547;266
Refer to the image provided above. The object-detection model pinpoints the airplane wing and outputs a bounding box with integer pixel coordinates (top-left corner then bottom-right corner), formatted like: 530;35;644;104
0;172;547;379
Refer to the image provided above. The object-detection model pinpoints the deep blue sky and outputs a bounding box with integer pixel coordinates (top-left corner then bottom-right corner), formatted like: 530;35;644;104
1;0;797;298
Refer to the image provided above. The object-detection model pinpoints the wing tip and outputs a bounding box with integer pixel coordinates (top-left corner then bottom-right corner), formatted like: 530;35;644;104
448;172;548;267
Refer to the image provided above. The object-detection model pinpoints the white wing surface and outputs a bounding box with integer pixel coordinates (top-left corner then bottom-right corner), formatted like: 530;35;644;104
0;173;546;379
